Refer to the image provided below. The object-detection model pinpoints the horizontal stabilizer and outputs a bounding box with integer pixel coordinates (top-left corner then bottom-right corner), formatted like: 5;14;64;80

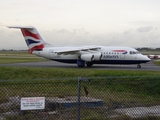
7;26;34;30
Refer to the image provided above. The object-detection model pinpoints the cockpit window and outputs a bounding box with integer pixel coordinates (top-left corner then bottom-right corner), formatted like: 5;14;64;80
130;51;141;55
135;51;141;54
130;51;133;54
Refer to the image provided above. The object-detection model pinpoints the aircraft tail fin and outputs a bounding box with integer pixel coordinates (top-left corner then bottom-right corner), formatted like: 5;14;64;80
7;26;48;54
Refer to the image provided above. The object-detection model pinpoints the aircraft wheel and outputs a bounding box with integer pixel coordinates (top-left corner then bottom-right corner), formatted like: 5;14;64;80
77;60;85;68
86;62;93;67
137;64;141;68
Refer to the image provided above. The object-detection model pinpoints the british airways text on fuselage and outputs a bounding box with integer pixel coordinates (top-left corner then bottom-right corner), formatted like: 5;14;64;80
103;55;119;59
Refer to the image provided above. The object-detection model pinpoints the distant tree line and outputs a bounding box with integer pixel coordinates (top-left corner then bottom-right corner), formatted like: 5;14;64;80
0;49;28;51
136;47;160;51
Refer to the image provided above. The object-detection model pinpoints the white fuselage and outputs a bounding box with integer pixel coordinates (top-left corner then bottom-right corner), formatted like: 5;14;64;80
32;46;150;65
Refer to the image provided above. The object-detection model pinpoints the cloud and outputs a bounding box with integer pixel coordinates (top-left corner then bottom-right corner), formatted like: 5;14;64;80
42;28;90;46
0;23;5;27
0;27;27;50
1;26;160;50
40;26;159;48
122;26;160;47
136;26;154;33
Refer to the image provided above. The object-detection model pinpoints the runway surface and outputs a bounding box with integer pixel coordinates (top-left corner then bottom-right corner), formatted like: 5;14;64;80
0;60;160;71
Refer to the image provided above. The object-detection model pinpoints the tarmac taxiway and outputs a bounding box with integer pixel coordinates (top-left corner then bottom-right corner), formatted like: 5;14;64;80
0;60;160;71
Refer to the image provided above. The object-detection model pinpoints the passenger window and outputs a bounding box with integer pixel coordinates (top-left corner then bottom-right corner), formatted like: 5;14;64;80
130;51;132;54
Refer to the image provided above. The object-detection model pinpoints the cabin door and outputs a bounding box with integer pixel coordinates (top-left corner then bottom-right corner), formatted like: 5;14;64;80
49;50;54;58
120;52;125;59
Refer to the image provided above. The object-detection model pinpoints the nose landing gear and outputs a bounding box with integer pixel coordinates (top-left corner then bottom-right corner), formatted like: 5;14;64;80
137;64;141;68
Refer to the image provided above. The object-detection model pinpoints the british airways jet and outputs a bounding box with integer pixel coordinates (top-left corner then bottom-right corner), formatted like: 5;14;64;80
7;26;150;68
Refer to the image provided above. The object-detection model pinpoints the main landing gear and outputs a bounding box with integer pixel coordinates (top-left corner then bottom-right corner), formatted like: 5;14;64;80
78;62;93;68
137;64;141;68
77;60;85;68
77;60;94;68
86;62;93;67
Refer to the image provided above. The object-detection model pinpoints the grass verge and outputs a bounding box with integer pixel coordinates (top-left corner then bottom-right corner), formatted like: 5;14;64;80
0;57;47;64
0;67;160;119
153;60;160;66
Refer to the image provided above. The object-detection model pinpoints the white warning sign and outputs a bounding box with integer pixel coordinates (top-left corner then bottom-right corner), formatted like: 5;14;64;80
21;97;45;110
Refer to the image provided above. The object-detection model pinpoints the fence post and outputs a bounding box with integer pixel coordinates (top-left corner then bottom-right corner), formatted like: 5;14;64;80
77;77;90;120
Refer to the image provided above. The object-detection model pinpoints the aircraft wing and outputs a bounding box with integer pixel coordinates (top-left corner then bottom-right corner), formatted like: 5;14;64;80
55;46;101;55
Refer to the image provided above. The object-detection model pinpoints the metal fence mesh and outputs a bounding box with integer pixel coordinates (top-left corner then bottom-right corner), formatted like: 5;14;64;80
0;77;160;120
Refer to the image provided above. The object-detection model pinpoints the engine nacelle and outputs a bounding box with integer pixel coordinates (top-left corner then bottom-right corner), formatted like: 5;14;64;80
92;52;102;61
80;53;94;62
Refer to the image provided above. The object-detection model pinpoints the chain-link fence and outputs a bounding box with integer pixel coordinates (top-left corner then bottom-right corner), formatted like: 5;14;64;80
0;76;160;120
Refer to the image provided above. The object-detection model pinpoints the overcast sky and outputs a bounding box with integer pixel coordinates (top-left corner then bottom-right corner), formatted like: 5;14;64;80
0;0;160;49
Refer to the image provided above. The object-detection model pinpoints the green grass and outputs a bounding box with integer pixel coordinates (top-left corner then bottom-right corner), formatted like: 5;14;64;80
153;60;160;66
0;66;160;80
0;51;47;63
0;67;160;119
0;57;47;63
0;51;32;56
0;67;160;98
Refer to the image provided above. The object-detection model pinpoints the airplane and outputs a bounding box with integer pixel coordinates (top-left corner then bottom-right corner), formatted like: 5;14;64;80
147;54;160;59
7;26;150;68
